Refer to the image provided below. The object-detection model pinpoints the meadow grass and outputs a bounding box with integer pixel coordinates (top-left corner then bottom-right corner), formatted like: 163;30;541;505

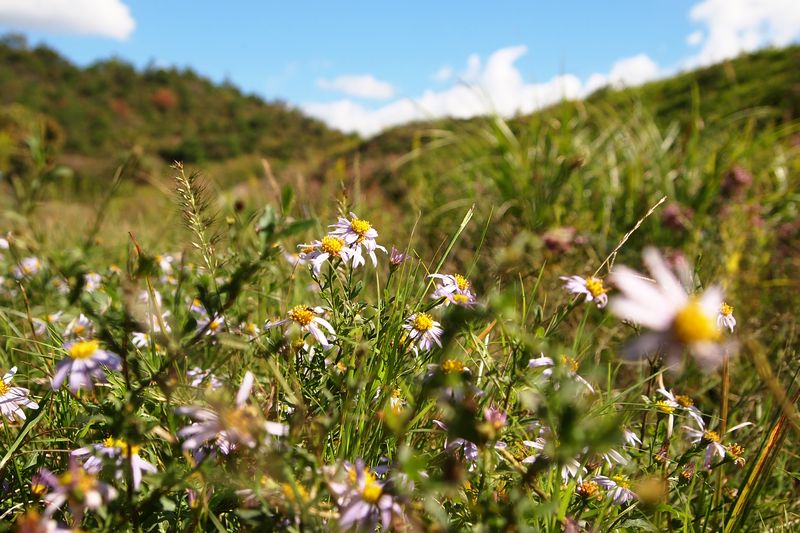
0;95;798;532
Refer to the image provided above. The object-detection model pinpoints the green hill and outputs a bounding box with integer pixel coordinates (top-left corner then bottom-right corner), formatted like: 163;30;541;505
0;33;351;169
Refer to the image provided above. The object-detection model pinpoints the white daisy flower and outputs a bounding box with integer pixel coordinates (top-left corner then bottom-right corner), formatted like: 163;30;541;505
594;475;637;505
560;275;608;308
297;235;352;275
266;305;336;349
51;340;122;393
528;354;594;393
683;420;752;469
623;428;642;448
189;298;208;317
240;321;261;339
154;254;175;275
430;273;477;307
83;272;102;293
63;313;94;340
33;311;63;337
72;438;158;490
176;372;287;456
0;367;39;422
197;315;225;336
402;313;443;353
328;212;387;268
522;437;585;484
328;459;405;531
37;460;117;522
656;387;705;429
131;332;152;348
609;247;727;369
13;256;42;279
186;367;223;389
718;302;736;333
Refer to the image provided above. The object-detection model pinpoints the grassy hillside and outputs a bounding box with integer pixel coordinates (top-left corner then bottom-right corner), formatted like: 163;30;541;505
0;33;351;169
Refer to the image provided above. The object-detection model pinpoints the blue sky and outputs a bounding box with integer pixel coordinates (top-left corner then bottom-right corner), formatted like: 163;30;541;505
0;0;798;135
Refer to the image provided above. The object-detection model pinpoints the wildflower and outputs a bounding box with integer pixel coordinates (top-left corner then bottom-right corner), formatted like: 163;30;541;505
528;354;594;393
132;332;151;348
14;510;71;533
402;312;443;353
0;367;39;422
522;437;584;483
576;480;603;501
0;235;7;250
72;438;158;490
430;273;477;307
484;405;507;432
560;275;608;308
594;475;637;505
328;212;387;268
37;460;117;523
189;298;207;316
718;302;736;333
389;389;406;415
155;254;175;275
13;257;42;279
433;420;506;470
727;443;746;467
63;314;94;340
328;459;404;531
656;387;705;431
609;247;727;369
623;428;642;448
33;311;63;337
266;305;336;348
198;314;225;336
389;246;407;267
52;340;121;393
83;272;102;293
240;321;261;339
177;372;287;456
683;420;752;468
186;367;223;389
297;235;352;275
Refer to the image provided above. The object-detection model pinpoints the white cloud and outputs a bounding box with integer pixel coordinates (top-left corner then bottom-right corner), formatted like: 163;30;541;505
687;30;704;46
685;0;800;67
305;46;594;136
304;46;648;137
0;0;135;40
316;74;395;100
432;65;453;83
304;0;800;137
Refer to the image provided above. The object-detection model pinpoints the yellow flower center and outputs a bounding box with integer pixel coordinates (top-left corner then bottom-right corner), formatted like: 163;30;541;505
675;394;694;408
192;298;203;308
0;379;8;395
350;218;372;236
281;483;309;503
560;355;579;373
221;406;259;439
412;313;434;332
320;235;345;256
453;293;470;305
104;437;141;456
31;480;47;496
244;323;257;334
584;277;606;297
69;340;99;360
577;480;600;499
72;324;86;335
288;306;315;327
612;475;630;489
720;302;734;317
208;318;222;331
441;359;465;374
702;430;720;443
673;298;721;343
60;468;97;494
335;361;347;373
454;274;470;291
655;400;675;414
362;481;383;504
